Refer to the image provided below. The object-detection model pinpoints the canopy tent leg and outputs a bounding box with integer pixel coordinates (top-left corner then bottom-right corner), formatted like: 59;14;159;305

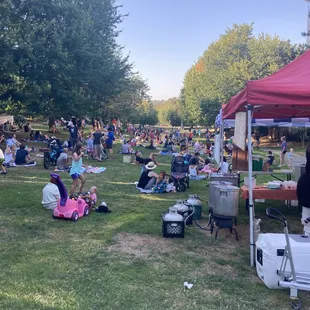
219;111;224;168
247;105;255;267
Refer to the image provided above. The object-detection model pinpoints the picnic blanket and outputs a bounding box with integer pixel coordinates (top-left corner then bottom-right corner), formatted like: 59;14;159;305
83;167;106;174
134;181;153;194
16;162;37;167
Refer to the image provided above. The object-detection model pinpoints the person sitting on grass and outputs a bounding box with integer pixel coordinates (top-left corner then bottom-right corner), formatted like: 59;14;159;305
15;143;35;165
137;161;159;190
56;148;69;171
200;158;217;175
121;140;131;154
189;158;206;180
4;145;16;167
263;151;275;172
42;175;60;210
189;152;204;169
152;170;169;193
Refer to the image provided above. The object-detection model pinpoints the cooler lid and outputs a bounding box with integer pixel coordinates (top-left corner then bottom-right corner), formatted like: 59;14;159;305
257;233;310;255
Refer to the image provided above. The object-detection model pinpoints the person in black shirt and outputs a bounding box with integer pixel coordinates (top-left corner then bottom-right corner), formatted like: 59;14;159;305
297;145;310;209
15;144;35;165
93;129;103;161
137;161;159;189
135;151;158;165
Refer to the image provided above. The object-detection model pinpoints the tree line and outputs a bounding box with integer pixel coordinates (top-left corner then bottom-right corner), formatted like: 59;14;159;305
0;0;155;124
157;24;307;127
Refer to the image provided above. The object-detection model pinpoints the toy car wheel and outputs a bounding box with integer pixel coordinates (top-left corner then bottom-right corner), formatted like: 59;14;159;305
71;211;79;221
84;207;90;216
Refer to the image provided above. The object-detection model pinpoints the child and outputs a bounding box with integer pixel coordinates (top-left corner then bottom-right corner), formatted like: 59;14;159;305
263;151;275;172
69;142;87;196
89;186;98;206
200;158;216;175
152;171;168;193
4;145;16;167
220;156;229;174
288;148;294;167
87;134;94;159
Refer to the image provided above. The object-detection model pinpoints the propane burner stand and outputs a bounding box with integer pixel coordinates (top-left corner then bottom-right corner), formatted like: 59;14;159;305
210;213;239;241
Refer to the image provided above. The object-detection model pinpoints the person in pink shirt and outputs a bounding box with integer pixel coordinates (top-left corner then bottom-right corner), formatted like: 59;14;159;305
89;186;98;205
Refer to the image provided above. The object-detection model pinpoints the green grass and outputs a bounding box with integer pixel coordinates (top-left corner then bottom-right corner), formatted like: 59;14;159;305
0;125;309;310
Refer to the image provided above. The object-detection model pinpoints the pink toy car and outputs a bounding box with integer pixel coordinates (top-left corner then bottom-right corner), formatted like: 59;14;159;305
51;173;90;221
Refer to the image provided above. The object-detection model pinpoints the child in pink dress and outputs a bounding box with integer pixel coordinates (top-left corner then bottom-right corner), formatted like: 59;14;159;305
200;158;217;175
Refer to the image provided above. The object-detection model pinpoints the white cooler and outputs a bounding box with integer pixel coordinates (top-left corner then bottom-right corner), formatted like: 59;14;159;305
256;233;310;289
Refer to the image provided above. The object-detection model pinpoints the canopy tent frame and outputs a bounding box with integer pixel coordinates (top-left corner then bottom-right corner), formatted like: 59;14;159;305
221;50;310;267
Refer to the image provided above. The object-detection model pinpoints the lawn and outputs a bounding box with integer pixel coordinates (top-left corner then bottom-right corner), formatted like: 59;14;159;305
1;125;309;310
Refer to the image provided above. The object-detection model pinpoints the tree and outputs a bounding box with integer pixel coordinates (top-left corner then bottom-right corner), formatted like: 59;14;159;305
182;24;307;126
0;0;146;120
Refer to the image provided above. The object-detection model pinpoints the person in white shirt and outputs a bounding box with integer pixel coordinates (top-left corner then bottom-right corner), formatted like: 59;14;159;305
194;140;202;153
42;176;61;210
56;148;69;170
121;141;131;154
221;156;229;174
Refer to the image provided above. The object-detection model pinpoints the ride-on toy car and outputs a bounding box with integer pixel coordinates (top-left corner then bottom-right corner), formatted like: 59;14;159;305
51;173;90;221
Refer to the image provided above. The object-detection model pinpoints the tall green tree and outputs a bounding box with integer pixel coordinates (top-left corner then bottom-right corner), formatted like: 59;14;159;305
0;0;146;120
182;24;307;126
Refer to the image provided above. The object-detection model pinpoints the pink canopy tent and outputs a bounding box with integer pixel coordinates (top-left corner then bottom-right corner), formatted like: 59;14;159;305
222;50;310;266
223;50;310;120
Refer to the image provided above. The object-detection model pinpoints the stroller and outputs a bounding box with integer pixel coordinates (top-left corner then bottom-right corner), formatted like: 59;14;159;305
171;155;189;192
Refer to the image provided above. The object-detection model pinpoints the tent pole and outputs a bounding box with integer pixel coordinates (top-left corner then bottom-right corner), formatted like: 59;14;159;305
220;115;224;168
247;105;255;267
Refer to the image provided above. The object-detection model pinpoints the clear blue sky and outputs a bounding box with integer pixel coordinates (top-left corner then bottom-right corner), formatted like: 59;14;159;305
117;0;308;100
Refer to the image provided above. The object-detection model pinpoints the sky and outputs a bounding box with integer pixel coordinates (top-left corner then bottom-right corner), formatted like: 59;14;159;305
117;0;309;100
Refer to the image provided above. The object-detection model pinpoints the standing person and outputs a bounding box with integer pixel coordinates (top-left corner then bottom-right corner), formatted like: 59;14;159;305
69;142;86;196
279;136;287;167
297;145;310;234
69;122;78;149
93;129;103;161
106;127;115;159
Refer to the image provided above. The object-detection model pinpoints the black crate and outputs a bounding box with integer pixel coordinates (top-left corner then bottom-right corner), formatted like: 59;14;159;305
162;219;185;238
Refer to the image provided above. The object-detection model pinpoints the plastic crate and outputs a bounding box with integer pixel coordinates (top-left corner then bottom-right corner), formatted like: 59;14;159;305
162;219;185;238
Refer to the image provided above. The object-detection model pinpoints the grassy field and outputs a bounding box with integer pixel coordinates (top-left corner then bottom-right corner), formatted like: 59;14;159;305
0;125;309;310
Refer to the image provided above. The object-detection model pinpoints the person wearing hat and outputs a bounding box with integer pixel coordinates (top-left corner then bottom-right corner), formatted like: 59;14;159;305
42;175;60;210
137;161;159;190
